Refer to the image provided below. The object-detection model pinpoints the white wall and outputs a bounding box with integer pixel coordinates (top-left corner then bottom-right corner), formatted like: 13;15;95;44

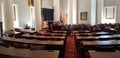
77;0;91;24
60;0;96;25
10;0;120;27
12;0;31;27
12;0;54;28
42;0;53;9
104;0;116;6
116;0;120;23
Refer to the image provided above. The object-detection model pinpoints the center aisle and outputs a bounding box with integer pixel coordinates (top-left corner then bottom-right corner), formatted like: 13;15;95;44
64;32;78;58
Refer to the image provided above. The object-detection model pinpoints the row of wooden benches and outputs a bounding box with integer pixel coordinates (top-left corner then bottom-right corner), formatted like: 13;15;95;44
75;30;120;58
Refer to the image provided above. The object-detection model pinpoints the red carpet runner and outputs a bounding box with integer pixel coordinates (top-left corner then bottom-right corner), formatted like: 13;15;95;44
64;32;78;58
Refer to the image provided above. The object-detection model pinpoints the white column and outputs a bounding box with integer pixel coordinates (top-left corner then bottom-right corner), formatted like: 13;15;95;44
0;0;2;22
90;0;97;25
54;0;60;21
3;0;14;31
34;0;42;31
97;0;104;24
72;0;77;24
68;0;77;24
0;6;1;22
68;0;72;24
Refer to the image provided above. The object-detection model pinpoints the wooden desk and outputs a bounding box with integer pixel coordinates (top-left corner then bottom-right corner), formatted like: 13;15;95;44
1;37;64;50
20;29;36;34
51;31;67;34
89;51;120;58
81;40;120;52
2;37;64;46
75;30;91;33
36;32;66;36
6;31;21;37
82;40;118;46
29;50;60;58
77;36;99;39
22;34;65;40
76;32;111;36
13;32;21;35
81;40;120;58
76;34;120;41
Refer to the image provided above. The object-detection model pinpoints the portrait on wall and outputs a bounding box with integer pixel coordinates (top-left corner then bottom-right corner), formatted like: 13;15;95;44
80;12;87;20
